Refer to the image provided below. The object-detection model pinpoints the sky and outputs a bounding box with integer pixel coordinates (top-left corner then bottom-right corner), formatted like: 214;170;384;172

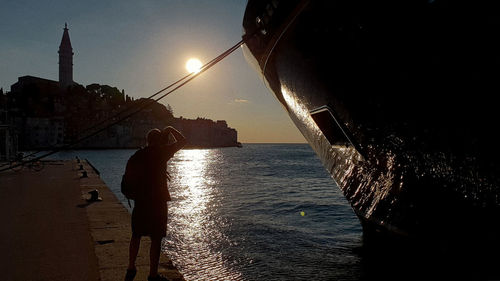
0;0;306;143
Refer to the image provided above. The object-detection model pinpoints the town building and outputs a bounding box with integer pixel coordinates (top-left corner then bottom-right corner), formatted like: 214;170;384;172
5;24;75;150
0;108;18;161
10;23;74;93
2;24;239;151
58;23;74;89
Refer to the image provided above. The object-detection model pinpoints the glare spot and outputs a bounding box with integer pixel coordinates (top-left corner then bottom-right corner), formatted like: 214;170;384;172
186;58;202;73
234;99;249;103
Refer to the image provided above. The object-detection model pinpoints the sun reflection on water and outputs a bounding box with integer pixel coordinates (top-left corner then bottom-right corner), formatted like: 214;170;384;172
177;149;211;218
164;149;243;281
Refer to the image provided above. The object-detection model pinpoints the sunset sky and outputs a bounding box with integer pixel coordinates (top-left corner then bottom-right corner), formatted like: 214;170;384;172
0;0;306;143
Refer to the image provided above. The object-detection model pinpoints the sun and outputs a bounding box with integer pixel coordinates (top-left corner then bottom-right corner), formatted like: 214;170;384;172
186;58;202;73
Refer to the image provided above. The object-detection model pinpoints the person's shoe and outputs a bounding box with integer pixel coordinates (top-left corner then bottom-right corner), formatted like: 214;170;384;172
124;268;137;281
147;274;169;281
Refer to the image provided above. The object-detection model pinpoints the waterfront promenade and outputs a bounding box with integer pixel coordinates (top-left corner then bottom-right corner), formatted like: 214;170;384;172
0;159;184;281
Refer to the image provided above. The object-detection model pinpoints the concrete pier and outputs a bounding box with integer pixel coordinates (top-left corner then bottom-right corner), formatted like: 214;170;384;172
0;159;184;281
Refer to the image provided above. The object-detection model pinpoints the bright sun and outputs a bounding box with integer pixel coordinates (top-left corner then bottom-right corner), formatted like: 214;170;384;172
186;58;202;73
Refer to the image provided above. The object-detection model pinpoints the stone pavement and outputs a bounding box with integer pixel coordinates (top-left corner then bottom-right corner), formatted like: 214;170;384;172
0;159;184;281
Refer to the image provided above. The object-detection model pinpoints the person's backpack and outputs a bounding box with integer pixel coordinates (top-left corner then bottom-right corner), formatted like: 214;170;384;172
121;149;145;206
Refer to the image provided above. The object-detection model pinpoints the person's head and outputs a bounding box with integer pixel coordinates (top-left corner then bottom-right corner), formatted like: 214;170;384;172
146;128;162;146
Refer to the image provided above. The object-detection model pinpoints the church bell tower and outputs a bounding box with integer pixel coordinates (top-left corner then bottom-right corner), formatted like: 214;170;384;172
58;23;74;89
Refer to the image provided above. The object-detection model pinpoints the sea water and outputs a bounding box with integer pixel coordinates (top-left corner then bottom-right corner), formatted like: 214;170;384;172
50;144;363;281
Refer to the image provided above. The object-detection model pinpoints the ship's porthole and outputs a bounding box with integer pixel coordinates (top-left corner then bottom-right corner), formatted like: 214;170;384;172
310;106;351;147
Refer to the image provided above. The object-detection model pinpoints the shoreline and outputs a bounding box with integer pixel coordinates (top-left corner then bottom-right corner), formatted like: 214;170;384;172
13;143;315;154
79;158;185;281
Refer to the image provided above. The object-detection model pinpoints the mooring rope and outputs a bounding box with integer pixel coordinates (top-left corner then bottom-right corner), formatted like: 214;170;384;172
0;35;250;172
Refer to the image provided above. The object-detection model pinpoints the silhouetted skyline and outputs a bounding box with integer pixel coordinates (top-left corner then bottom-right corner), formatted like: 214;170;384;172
0;0;306;143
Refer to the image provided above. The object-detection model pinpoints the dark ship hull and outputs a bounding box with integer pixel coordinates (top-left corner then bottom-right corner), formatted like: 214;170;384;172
242;0;500;251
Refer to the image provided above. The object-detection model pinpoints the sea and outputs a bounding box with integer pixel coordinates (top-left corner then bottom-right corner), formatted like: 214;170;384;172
50;144;364;281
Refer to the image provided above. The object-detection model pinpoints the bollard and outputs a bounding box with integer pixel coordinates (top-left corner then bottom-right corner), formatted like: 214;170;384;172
87;189;102;201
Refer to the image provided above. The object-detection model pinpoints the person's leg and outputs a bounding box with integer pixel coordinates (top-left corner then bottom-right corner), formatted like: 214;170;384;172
149;236;162;277
128;235;141;270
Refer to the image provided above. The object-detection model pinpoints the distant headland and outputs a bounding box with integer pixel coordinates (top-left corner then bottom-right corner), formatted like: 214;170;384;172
0;24;240;156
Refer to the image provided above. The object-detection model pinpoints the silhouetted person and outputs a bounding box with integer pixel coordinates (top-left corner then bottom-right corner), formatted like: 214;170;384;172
125;126;186;281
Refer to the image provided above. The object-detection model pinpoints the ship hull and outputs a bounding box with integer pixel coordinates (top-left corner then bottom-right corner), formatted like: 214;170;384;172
243;0;500;249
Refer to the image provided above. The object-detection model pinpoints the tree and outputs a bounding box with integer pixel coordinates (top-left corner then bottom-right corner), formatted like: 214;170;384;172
86;83;102;96
85;83;125;107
